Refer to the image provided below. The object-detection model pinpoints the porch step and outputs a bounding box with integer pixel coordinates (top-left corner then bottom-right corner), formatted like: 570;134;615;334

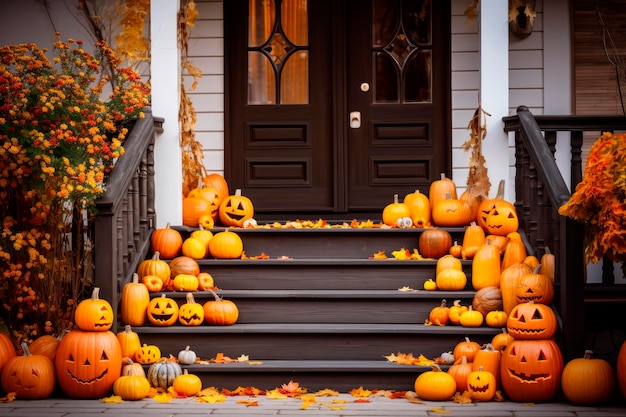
166;360;442;392
129;224;494;390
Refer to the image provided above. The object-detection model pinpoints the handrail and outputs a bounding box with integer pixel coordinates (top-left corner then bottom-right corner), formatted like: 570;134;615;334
502;105;626;361
94;107;163;331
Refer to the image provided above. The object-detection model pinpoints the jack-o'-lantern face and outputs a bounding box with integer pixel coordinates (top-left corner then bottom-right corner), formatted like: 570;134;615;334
2;347;56;399
178;294;204;326
482;204;519;236
189;186;221;218
467;368;496;401
74;288;114;331
147;295;179;326
54;330;122;399
506;302;557;340
501;339;563;403
218;189;254;227
515;273;554;305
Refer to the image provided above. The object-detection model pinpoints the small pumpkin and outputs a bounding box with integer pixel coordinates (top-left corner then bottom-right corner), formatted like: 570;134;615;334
208;230;244;259
150;222;183;259
1;342;56;399
177;346;197;365
467;366;497;402
477;179;517;235
74;287;114;332
485;310;508;328
219;189;254;227
461;222;486;260
191;225;213;247
117;325;142;361
472;286;503;317
436;254;462;276
182;196;213;228
197;272;216;291
472;343;502;390
382;194;411;227
173;273;200;292
414;364;457;401
135;343;161;365
178;293;205;326
113;374;151;401
29;332;64;362
121;357;146;377
426;299;449;326
137;252;171;285
418;228;452;259
561;350;616;405
141;274;164;292
403;189;431;227
147;294;179;326
121;273;150;326
436;268;467;291
147;358;182;389
187;185;221;220
172;369;203;397
448;300;468;326
203;290;239;325
491;328;514;352
423;279;437;291
169;256;201;279
459;306;483;327
181;236;208;260
539;246;556;283
449;240;462;258
453;337;481;362
447;355;472;392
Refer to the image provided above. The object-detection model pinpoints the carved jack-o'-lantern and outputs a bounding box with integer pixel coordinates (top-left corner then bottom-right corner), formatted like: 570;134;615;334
1;342;56;399
74;287;114;332
188;186;221;220
467;366;497;402
146;294;179;326
515;268;554;305
506;301;557;340
482;203;519;236
178;293;205;326
501;339;563;403
54;330;122;399
218;189;254;227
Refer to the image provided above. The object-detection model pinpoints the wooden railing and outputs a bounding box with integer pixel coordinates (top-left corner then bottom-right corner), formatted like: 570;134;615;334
503;106;626;360
94;108;163;329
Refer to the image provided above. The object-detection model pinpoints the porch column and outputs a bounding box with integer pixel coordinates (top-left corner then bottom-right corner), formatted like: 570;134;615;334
151;0;183;227
479;0;510;199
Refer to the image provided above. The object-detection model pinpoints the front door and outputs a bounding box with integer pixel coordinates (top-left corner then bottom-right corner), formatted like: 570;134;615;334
225;0;450;219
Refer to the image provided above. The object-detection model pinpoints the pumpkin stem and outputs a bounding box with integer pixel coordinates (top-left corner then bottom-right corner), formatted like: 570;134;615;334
20;342;31;357
208;289;222;302
495;179;505;199
152;251;162;261
393;193;399;204
584;349;594;359
440;172;446;181
431;364;443;372
90;287;101;301
132;272;140;284
544;246;552;255
124;324;133;333
186;293;196;304
532;264;542;274
234;189;242;196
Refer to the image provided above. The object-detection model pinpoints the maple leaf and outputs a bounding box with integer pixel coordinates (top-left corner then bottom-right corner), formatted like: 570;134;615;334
384;352;400;362
236;399;259;407
391;248;411;260
349;386;372;397
266;389;288;399
279;380;307;396
153;393;173;403
410;249;424;259
405;391;424;404
100;395;122;404
372;251;387;259
327;405;345;410
197;391;226;404
452;391;472;404
354;398;370;403
430;407;452;414
315;388;339;396
398;286;415;292
237;354;250;362
0;392;16;403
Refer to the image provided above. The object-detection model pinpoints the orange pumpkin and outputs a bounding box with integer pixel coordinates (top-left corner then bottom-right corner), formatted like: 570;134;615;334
146;294;179;326
506;301;557;340
477;179;518;235
471;240;501;290
491;328;515;352
472;343;502;389
121;273;150;327
447;355;472;392
432;192;473;227
403;189;431;227
169;256;200;279
117;325;142;362
436;254;462;276
181;236;208;260
427;299;449;326
1;342;56;399
150;223;182;259
182;196;213;228
501;232;527;271
137;252;171;285
218;189;254;227
472;286;503;316
467;365;497;401
500;263;532;314
418;228;452;259
188;185;221;220
453;337;481;362
459;184;485;223
74;287;114;332
429;173;457;214
203;290;239;325
208;230;244;259
202;173;229;203
382;194;411;227
461;222;486;260
515;265;554;305
539;246;556;283
448;300;468;325
28;333;64;362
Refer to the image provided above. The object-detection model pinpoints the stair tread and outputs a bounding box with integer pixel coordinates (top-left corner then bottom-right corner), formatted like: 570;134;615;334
195;258;461;265
178;359;442;373
162;289;475;298
133;322;498;334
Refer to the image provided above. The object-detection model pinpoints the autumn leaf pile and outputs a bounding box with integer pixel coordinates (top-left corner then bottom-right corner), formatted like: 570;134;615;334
558;132;626;264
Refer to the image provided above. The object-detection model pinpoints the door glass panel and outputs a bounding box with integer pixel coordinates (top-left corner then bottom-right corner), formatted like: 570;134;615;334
372;0;432;103
247;0;309;105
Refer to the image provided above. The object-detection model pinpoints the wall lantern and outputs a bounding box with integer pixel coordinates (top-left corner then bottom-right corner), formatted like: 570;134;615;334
509;0;536;38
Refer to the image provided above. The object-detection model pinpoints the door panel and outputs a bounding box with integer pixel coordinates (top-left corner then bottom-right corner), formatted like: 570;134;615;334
225;0;450;218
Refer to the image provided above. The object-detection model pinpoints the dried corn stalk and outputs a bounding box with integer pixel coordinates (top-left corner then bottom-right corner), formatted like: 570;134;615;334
178;0;206;196
462;104;491;201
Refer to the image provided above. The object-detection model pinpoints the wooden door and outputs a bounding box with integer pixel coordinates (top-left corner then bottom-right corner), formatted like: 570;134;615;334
225;0;450;219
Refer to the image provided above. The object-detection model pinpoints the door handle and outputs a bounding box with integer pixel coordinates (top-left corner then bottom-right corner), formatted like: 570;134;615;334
350;111;361;129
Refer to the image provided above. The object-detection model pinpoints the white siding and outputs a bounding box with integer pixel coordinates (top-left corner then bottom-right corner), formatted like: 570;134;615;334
189;0;225;176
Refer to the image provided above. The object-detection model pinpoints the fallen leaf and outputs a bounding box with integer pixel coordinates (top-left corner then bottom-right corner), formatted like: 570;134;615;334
349;386;372;397
331;399;349;404
266;389;288;399
153;393;173;403
279;380;307;396
354;398;370;403
236;399;259;406
391;248;411;260
372;251;388;259
100;395;122;404
196;392;226;404
405;391;424;404
315;388;339;396
327;405;345;410
398;286;415;292
452;391;472;404
237;354;250;362
430;407;452;414
0;392;16;403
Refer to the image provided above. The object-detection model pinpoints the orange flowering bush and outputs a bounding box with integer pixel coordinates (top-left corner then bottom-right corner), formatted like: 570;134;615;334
0;35;150;343
558;132;626;264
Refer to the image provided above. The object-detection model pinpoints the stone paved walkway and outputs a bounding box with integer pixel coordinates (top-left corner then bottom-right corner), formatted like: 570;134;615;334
2;395;626;417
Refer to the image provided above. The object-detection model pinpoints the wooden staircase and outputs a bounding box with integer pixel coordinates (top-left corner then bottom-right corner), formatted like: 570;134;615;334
130;225;499;391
